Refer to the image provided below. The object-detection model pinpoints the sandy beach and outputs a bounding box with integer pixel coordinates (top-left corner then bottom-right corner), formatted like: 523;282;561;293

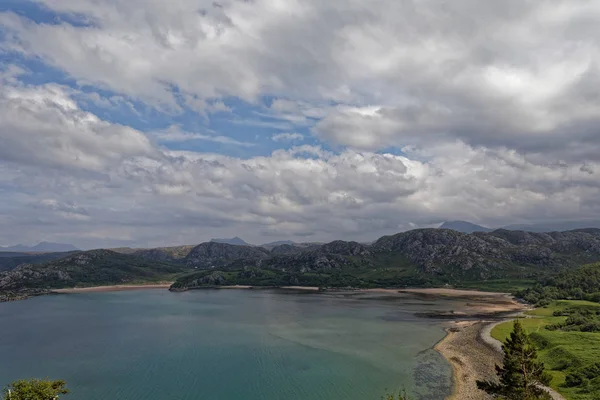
53;283;173;293
423;290;529;400
435;321;500;400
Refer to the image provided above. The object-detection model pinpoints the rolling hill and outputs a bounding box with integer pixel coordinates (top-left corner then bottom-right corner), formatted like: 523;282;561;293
5;228;600;300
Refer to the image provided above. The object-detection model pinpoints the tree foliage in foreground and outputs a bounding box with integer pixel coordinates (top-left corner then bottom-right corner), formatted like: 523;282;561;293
477;320;552;400
2;378;68;400
382;390;410;400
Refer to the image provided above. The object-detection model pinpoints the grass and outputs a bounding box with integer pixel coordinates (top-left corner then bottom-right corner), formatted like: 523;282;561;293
491;300;600;399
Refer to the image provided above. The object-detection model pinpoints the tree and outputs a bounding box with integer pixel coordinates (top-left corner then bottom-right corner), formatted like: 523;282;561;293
382;390;410;400
477;320;552;399
2;378;69;400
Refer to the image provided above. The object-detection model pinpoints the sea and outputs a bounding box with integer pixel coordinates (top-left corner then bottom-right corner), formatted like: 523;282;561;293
0;289;456;400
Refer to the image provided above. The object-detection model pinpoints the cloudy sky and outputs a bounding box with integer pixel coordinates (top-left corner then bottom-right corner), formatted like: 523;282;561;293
0;0;599;249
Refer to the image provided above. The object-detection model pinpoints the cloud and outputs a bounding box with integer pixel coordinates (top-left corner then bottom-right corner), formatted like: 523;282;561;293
272;133;304;142
1;77;598;248
2;0;598;160
153;125;254;147
1;1;600;247
0;80;156;173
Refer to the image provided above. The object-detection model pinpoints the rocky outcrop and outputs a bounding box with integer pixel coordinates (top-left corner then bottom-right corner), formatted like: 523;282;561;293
0;249;186;296
184;242;270;268
372;228;600;277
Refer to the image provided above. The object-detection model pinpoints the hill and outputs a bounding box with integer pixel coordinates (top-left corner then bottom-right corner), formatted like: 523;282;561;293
0;250;189;301
185;242;270;268
0;251;79;272
261;240;295;250
172;228;600;291
6;228;600;299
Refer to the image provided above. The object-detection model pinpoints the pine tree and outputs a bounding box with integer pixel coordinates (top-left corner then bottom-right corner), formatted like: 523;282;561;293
477;319;552;400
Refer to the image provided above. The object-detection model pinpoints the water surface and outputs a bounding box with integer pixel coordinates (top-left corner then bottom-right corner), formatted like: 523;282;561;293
0;289;454;400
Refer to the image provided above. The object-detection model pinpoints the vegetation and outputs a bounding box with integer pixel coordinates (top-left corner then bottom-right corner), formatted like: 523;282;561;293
0;252;79;272
492;301;600;399
382;390;411;400
517;263;600;306
2;378;68;400
477;320;552;399
0;250;192;301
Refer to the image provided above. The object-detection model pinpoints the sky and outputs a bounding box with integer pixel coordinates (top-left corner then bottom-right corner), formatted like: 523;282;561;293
0;0;599;249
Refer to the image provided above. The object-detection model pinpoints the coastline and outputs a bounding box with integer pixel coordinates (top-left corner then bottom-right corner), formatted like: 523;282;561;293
430;292;528;400
52;283;173;293
435;321;505;400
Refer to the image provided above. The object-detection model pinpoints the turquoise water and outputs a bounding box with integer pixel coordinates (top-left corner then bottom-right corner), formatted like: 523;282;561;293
0;289;452;400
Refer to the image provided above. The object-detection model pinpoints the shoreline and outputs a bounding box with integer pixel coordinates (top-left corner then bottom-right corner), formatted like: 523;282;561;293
429;292;528;400
52;283;173;293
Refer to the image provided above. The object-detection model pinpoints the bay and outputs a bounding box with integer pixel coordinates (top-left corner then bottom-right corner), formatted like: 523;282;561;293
0;289;454;400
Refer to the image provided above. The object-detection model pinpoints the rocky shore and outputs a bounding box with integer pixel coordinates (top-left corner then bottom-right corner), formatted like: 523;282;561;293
435;307;566;400
436;321;499;400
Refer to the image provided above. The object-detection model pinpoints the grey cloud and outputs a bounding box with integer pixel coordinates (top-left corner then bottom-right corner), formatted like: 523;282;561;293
1;2;600;247
3;1;599;160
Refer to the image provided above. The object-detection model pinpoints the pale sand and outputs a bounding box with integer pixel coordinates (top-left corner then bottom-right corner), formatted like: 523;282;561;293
399;288;507;297
53;283;173;293
202;285;320;291
436;321;499;400
431;292;529;400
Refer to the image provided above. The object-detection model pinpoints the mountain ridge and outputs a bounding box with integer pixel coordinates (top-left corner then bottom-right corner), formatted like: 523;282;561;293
5;227;600;300
0;242;79;253
210;237;248;246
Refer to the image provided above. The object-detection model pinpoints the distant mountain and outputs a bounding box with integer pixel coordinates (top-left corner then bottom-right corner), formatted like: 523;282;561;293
209;237;248;246
439;221;492;233
439;219;600;234
502;220;600;233
262;240;295;247
0;242;79;253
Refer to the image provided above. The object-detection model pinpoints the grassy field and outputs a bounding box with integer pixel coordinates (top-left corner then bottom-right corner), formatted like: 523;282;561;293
491;300;600;399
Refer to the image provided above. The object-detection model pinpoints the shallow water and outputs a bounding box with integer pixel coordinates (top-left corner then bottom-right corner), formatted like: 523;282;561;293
0;289;454;400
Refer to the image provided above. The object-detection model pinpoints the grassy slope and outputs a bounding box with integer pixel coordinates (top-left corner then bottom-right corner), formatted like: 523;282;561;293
491;300;600;400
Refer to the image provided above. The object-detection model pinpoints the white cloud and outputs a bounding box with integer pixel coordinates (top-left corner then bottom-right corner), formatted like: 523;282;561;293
153;125;254;147
0;80;156;172
1;77;598;248
2;0;598;158
1;1;600;247
272;133;304;142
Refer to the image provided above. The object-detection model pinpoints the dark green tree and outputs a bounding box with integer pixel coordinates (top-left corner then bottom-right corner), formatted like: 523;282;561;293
382;389;410;400
2;378;69;400
477;320;552;399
